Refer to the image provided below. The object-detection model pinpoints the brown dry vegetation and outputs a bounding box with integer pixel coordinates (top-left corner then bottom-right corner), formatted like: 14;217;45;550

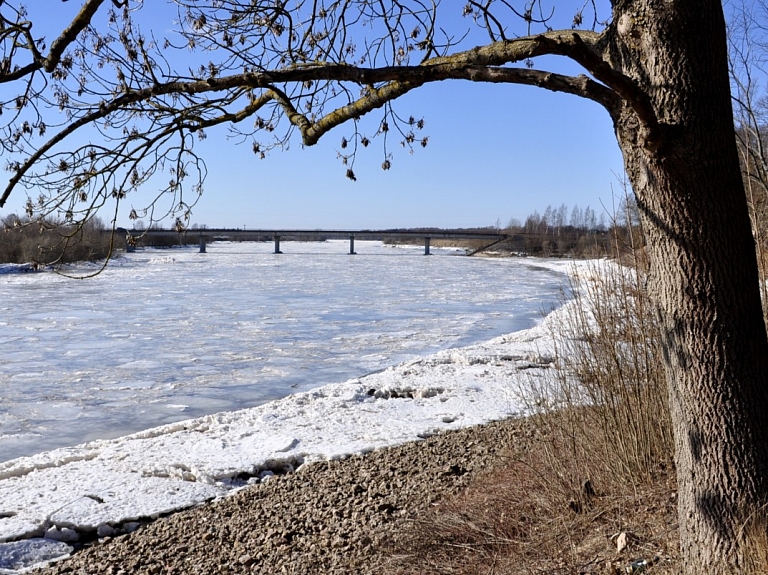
382;417;679;575
0;216;113;266
380;251;768;574
381;258;679;574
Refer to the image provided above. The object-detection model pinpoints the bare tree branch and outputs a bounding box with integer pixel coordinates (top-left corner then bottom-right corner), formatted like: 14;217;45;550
0;1;653;236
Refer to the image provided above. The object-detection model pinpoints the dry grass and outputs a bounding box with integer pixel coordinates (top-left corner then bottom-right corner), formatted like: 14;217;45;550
381;258;680;574
381;247;685;574
382;413;680;575
542;260;672;486
379;219;768;574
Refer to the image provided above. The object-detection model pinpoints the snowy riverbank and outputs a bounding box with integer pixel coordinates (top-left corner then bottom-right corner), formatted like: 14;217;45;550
0;257;585;573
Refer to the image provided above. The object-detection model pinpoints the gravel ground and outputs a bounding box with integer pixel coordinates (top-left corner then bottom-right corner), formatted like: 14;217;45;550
41;417;532;575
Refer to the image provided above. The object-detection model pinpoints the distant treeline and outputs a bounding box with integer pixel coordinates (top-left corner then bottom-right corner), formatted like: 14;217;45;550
0;201;644;265
499;202;644;258
388;202;644;259
0;215;114;266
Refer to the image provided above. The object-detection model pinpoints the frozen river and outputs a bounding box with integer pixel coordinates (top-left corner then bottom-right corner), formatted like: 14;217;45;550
0;241;586;572
0;240;567;464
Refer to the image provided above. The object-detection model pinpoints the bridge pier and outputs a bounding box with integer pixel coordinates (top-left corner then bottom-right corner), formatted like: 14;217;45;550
349;235;356;255
199;235;206;253
424;237;431;255
274;235;282;254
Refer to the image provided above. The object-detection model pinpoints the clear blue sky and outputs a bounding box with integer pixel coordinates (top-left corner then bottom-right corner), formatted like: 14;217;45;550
0;2;625;230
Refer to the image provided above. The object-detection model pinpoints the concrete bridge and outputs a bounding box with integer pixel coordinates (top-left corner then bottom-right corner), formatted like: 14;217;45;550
121;228;511;255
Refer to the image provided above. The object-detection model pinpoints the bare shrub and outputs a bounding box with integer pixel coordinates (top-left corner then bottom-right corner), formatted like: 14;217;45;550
383;214;675;574
383;418;680;575
735;512;768;575
518;187;671;488
538;258;673;487
730;0;768;327
1;215;113;265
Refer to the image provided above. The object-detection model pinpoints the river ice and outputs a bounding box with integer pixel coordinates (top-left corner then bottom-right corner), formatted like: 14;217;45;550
0;240;578;573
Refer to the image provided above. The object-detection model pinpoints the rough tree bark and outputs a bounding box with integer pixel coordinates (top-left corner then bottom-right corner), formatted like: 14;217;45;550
607;1;768;570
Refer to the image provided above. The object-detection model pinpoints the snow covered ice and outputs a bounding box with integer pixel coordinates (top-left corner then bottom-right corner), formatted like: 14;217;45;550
0;241;578;573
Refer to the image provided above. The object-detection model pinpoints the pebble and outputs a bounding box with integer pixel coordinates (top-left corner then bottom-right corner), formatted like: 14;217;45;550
43;418;532;574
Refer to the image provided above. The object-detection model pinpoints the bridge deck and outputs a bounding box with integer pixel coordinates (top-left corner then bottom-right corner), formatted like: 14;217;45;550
120;228;510;255
127;228;508;240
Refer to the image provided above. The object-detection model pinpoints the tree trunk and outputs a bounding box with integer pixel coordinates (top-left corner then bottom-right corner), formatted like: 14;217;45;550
609;1;768;570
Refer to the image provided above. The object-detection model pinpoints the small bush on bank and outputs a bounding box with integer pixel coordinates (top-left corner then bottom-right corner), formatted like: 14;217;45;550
538;259;672;486
0;215;114;265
